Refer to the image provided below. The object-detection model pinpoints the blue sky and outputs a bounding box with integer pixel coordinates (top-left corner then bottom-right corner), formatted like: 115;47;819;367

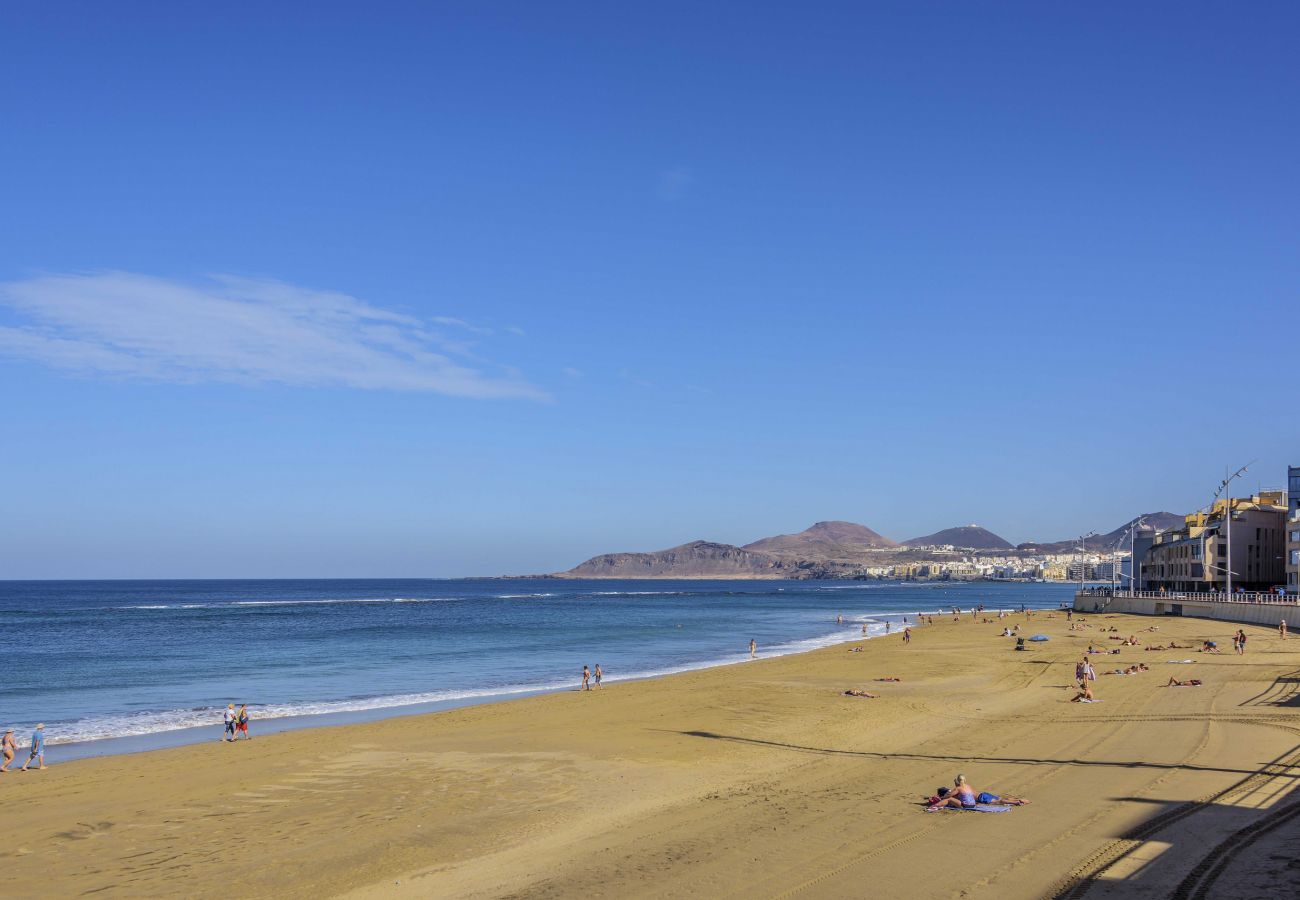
2;2;1296;578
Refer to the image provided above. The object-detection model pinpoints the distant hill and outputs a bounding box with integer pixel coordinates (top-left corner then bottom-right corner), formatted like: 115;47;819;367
1016;512;1184;553
742;521;897;558
557;512;1191;580
902;524;1013;551
560;540;794;579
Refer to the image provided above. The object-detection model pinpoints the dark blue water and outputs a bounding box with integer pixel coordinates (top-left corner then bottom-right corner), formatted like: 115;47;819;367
0;579;1075;749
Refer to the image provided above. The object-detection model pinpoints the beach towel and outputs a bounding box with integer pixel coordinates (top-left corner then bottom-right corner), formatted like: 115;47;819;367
926;804;1014;813
1075;698;1103;703
1167;660;1195;664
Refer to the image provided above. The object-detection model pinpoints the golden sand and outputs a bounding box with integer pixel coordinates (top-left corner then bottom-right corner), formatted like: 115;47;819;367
4;611;1299;898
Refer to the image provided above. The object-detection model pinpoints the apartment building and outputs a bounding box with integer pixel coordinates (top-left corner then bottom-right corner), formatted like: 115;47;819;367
1141;491;1286;592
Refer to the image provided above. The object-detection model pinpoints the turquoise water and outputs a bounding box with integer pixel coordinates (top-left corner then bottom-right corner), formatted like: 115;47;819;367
0;578;1075;751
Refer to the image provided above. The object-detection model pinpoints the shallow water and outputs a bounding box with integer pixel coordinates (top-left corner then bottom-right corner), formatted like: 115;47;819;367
0;578;1075;750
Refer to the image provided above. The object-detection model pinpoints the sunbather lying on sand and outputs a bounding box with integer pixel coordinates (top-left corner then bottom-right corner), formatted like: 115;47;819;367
875;677;901;682
925;775;1029;810
844;689;878;698
1166;678;1203;687
1103;663;1148;675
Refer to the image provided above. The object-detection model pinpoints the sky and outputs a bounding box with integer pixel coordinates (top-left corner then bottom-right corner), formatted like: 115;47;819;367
1;2;1296;578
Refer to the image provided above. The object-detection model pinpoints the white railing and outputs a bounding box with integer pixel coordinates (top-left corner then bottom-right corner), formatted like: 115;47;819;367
1079;588;1298;605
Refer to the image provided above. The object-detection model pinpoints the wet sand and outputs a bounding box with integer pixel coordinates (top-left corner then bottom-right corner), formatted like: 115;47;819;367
4;610;1299;898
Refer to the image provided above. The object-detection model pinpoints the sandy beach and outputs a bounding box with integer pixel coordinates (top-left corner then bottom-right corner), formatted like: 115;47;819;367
4;609;1299;899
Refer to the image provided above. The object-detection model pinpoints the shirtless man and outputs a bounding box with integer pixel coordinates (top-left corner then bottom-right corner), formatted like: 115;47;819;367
581;665;591;691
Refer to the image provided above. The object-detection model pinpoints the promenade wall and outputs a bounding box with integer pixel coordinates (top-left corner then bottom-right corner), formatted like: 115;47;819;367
1074;589;1297;628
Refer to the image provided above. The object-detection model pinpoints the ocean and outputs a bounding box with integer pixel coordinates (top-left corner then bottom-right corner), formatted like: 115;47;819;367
0;578;1076;757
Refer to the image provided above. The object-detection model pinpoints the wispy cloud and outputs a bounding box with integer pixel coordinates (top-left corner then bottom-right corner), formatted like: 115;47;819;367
0;272;547;399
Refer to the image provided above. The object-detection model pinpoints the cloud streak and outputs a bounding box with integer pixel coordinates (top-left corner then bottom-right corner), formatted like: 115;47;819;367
0;272;546;399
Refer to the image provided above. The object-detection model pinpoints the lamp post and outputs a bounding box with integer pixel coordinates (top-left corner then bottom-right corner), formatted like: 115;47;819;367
1078;531;1097;593
1215;463;1252;595
1113;516;1147;595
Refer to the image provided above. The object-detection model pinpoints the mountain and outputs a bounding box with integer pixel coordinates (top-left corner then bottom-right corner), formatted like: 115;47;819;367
742;521;897;558
560;540;795;579
901;524;1013;551
1016;512;1184;553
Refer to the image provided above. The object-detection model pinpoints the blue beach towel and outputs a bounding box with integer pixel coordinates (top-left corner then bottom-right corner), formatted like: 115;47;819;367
927;804;1014;813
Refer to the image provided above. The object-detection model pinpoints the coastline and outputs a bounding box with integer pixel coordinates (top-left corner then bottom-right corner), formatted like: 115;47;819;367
38;605;988;763
7;608;1300;898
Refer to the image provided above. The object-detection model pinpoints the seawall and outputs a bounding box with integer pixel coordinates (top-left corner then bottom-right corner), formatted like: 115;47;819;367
1074;589;1298;627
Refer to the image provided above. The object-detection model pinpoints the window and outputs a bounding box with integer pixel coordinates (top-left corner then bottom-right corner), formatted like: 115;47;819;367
1292;550;1300;566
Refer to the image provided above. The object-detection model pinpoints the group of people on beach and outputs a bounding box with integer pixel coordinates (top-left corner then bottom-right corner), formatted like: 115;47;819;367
223;704;251;741
580;664;603;691
1;724;45;772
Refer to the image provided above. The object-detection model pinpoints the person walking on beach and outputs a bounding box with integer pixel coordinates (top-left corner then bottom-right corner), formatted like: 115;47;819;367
1281;620;1288;640
223;704;237;742
1;728;15;772
903;627;911;645
581;665;591;691
235;705;250;740
20;724;45;770
593;664;603;689
1238;630;1248;654
749;639;756;659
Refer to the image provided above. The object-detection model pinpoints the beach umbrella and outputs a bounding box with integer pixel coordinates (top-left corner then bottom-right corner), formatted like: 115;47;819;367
1029;634;1050;642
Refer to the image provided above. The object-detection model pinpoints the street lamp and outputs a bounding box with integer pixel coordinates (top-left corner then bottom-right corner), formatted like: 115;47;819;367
1214;463;1253;595
1077;531;1097;593
1112;516;1147;594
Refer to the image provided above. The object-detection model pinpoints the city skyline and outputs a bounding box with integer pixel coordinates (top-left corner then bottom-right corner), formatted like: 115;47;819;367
3;4;1297;578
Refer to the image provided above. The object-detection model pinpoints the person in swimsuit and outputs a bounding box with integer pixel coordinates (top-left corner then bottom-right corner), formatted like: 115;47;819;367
927;775;1028;810
749;639;756;659
593;664;603;689
581;665;591;691
1;728;16;772
235;705;250;739
903;627;911;644
1167;677;1203;686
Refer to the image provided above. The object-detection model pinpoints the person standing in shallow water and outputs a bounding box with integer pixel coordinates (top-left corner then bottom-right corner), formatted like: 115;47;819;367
581;665;591;691
749;639;756;659
593;664;603;689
